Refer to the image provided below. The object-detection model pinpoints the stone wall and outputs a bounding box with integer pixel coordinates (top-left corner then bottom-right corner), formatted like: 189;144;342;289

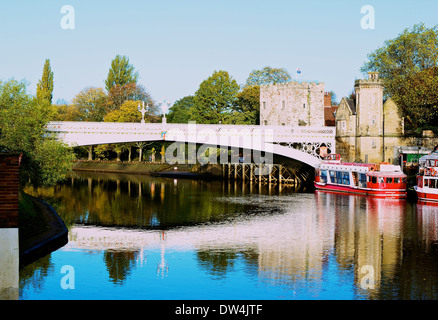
0;154;21;228
260;81;325;127
0;153;21;300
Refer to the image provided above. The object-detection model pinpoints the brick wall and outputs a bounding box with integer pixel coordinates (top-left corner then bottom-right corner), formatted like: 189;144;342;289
0;153;21;228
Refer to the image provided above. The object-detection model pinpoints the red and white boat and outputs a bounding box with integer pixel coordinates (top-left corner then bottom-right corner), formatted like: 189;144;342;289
314;154;407;198
415;152;438;204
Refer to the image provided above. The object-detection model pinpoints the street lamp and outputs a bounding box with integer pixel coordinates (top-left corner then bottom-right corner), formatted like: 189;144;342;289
159;98;171;124
138;101;148;124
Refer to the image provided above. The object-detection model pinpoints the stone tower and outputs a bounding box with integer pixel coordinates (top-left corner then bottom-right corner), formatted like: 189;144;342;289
354;72;384;136
260;81;325;127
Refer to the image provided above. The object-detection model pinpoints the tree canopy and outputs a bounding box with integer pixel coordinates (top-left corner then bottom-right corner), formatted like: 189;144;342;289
36;59;54;104
105;55;139;92
192;70;240;124
0;79;74;186
361;23;438;134
246;66;291;86
72;87;109;122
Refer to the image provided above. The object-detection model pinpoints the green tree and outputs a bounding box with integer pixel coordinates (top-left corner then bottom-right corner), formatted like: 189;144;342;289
246;66;291;86
0;79;74;186
167;96;195;123
232;85;260;125
107;82;158;114
192;70;240;124
72;87;109;121
105;55;139;92
36;59;54;104
361;23;438;133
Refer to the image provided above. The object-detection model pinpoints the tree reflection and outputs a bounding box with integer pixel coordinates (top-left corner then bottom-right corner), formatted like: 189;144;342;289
103;250;139;285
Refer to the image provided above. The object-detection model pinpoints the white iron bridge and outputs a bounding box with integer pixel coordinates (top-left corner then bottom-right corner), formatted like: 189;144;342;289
46;121;336;168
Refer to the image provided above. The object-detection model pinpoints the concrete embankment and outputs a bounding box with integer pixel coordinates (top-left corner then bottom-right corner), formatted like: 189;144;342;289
19;194;68;268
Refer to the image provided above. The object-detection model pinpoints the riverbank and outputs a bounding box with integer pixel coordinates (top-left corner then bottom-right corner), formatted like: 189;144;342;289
72;161;224;179
19;193;68;268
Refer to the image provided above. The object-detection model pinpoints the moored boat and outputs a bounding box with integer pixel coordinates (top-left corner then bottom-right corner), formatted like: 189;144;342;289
415;151;438;204
314;154;407;198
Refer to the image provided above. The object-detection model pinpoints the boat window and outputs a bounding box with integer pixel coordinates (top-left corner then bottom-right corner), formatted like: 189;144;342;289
342;172;350;185
424;179;429;187
336;171;343;184
430;179;437;188
359;174;367;188
402;177;407;183
378;177;384;183
330;171;335;183
320;170;327;183
386;177;393;184
371;176;377;184
394;177;400;184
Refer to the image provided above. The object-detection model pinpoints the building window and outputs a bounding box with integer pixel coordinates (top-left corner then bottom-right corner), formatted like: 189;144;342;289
281;123;285;126
372;139;376;148
303;103;306;108
372;115;376;125
263;102;266;110
264;120;268;125
282;101;285;110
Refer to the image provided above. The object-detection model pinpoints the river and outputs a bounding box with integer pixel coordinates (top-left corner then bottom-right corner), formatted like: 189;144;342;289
19;171;438;300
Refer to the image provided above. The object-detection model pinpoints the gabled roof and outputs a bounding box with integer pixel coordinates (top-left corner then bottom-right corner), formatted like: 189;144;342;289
339;97;356;115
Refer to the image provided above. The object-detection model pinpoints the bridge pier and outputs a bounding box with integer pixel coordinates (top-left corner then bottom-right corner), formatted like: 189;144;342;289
222;163;297;188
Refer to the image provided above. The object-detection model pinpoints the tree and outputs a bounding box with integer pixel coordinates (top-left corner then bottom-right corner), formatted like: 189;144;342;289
72;87;109;121
51;103;82;121
232;85;260;125
361;23;438;134
167;96;195;123
36;59;54;104
107;82;158;114
192;70;240;124
105;55;139;92
0;79;74;186
245;66;291;86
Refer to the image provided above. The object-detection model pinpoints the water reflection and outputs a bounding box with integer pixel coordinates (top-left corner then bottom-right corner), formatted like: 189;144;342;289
20;172;438;300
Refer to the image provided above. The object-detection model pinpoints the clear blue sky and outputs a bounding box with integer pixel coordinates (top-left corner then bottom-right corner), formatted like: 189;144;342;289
1;0;437;107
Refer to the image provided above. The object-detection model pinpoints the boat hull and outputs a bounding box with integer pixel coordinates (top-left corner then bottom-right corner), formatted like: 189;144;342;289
415;187;438;204
315;182;407;199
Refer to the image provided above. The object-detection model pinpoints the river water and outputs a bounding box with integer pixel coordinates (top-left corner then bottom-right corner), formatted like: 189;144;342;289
19;171;438;300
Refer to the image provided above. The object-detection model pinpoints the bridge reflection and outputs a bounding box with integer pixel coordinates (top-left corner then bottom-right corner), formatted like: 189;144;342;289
21;172;438;299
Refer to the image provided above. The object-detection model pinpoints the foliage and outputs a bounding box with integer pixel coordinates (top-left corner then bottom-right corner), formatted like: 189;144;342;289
0;79;75;186
361;23;438;134
107;82;158;114
167;96;195;123
51;103;83;121
105;55;139;92
104;100;143;122
233;85;260;124
72;87;109;121
192;70;240;124
245;66;291;86
36;59;54;104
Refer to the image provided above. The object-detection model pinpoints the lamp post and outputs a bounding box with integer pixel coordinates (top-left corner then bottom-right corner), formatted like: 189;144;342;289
159;98;171;124
138;101;148;124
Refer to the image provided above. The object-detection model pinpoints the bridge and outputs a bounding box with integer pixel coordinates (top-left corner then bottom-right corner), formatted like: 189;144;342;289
46;121;335;169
